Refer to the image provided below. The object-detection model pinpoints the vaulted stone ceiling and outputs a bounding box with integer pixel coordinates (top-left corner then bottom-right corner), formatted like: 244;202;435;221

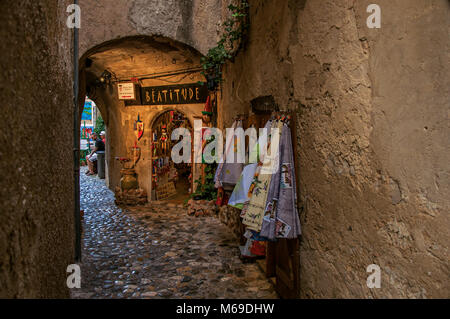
85;37;203;81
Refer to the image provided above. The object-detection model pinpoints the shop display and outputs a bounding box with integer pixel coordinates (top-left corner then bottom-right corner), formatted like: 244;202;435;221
214;119;245;188
215;114;301;262
134;113;144;141
242;119;283;232
151;110;193;200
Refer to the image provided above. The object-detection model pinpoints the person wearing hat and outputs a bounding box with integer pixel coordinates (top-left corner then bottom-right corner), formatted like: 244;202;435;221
100;131;106;144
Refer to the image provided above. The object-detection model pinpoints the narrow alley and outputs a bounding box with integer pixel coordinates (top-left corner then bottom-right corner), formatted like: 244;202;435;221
1;0;449;302
72;168;277;299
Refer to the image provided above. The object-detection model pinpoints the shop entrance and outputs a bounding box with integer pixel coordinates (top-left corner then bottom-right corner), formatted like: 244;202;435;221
151;110;193;203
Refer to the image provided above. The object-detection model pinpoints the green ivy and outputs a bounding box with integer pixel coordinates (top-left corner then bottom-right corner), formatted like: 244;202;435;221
191;135;218;201
192;172;217;201
201;1;250;88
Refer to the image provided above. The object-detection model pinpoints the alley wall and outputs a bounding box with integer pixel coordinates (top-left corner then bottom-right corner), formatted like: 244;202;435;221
79;0;224;57
0;0;75;298
220;0;449;298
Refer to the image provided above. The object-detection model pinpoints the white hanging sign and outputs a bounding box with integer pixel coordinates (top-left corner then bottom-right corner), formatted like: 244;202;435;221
118;83;136;100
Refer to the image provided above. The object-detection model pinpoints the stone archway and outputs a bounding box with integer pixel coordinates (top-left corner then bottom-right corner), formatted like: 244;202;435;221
78;35;207;201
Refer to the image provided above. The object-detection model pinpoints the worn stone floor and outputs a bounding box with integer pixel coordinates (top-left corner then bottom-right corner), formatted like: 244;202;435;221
71;167;278;299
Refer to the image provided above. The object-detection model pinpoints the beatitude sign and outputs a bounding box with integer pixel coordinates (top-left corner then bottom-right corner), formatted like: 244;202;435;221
140;83;208;105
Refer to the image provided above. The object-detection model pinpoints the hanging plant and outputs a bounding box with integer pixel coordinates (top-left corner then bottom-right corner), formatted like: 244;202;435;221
200;0;250;89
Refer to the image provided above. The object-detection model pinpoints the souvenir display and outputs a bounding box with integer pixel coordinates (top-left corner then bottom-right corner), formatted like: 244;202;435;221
219;113;301;261
242;119;283;232
134;113;144;141
151;110;192;200
214;119;244;188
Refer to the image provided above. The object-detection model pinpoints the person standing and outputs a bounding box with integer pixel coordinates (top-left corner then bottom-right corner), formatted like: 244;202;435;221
86;132;105;176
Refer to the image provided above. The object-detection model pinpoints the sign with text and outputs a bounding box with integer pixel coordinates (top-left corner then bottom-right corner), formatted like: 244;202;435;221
140;83;208;105
118;82;136;100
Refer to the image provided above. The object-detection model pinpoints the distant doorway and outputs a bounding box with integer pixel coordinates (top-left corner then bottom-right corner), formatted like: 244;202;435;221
150;110;193;203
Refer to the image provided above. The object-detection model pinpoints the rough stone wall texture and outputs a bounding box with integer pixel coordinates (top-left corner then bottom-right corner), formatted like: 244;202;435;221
0;1;75;298
220;0;449;298
79;0;223;57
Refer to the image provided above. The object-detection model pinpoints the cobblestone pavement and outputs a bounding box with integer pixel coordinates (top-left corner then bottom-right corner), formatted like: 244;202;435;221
71;167;278;299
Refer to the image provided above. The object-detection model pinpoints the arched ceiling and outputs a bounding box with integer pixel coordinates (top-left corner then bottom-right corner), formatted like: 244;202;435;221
85;37;203;81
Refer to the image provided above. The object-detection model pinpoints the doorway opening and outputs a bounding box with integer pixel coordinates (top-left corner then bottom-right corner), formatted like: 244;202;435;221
151;110;193;203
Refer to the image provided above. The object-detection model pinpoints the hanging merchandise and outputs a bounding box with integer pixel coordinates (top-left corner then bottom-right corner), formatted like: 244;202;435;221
134;113;144;141
214;120;236;187
242;119;283;232
257;118;301;239
240;230;257;258
151;110;193;200
258;118;282;239
259;130;282;240
160;125;169;156
274;121;301;238
227;163;258;209
228;113;301;244
228;119;273;210
214;119;244;188
250;240;266;256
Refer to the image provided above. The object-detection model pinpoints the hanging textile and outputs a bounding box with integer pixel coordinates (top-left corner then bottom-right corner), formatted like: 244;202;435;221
259;125;282;240
227;119;272;210
214;120;243;188
227;163;258;209
274;122;301;238
228;114;301;243
242;120;283;232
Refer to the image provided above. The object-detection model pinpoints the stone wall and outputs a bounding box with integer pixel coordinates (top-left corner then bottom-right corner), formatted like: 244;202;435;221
79;0;224;57
220;0;449;298
0;0;75;298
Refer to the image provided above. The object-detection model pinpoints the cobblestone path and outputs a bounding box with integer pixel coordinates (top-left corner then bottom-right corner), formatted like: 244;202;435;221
71;168;278;299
